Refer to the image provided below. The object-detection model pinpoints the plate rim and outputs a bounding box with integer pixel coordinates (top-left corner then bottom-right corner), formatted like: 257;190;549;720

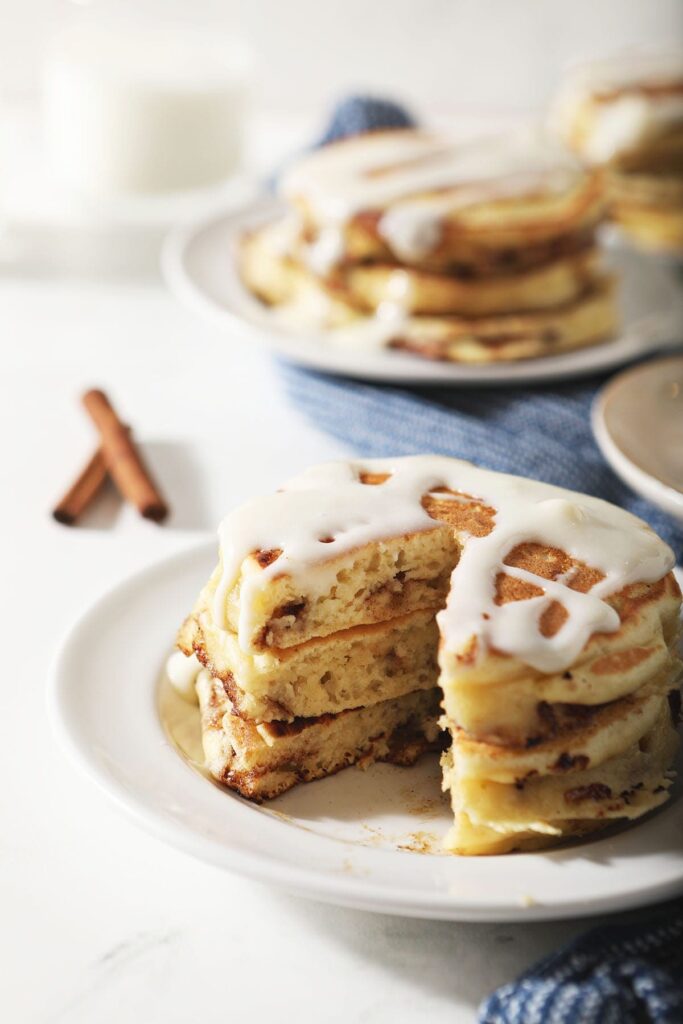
161;196;680;387
592;355;683;523
48;540;683;922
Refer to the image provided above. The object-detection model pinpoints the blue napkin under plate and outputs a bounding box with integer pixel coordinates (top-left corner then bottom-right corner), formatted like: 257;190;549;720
278;95;683;1023
479;899;683;1024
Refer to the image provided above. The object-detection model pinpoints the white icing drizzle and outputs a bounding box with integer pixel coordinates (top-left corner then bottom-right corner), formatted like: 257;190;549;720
212;456;674;674
303;226;346;276
281;128;584;264
262;212;304;256
166;650;201;704
379;203;444;262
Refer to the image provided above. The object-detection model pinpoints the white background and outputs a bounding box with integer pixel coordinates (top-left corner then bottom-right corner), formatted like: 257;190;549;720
1;2;681;1023
1;0;682;112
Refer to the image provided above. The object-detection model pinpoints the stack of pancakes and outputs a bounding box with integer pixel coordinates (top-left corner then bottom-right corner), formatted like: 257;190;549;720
170;456;681;855
439;545;681;853
240;129;618;363
554;52;683;252
175;571;445;801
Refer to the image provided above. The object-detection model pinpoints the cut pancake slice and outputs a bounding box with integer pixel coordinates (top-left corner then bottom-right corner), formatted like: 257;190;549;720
182;600;440;723
210;492;464;652
551;53;683;253
443;697;678;855
440;570;682;744
196;671;442;800
449;679;678;784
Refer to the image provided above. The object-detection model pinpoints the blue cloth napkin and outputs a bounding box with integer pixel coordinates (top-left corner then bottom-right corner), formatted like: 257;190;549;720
479;899;683;1024
315;95;416;145
278;96;683;1024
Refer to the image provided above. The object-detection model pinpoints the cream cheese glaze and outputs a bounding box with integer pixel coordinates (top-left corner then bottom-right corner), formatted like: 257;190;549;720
212;456;674;673
281;129;585;264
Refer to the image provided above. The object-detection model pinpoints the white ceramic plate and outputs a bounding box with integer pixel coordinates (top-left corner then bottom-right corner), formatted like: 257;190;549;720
49;541;683;921
162;197;683;385
593;355;683;524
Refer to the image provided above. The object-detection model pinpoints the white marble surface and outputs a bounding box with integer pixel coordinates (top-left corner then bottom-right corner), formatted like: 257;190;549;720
0;122;659;1024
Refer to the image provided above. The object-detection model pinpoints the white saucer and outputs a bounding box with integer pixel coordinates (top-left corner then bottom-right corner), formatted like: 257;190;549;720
48;541;683;922
162;197;683;385
593;355;683;524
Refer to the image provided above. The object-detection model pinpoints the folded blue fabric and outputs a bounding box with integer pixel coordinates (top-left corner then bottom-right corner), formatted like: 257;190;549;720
278;95;683;1024
479;899;683;1024
315;95;415;145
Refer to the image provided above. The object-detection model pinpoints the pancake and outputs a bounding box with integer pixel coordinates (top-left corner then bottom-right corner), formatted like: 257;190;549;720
242;219;603;316
440;556;682;743
553;51;683;164
240;230;617;364
449;679;674;783
196;670;441;800
385;278;617;363
443;704;677;854
280;128;605;272
608;170;683;250
553;51;683;250
209;459;672;659
173;455;680;852
240;127;617;363
344;251;601;317
182;599;440;722
443;699;678;854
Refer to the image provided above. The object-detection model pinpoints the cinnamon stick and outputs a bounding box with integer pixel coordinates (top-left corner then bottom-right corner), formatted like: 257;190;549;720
52;446;109;526
82;389;169;522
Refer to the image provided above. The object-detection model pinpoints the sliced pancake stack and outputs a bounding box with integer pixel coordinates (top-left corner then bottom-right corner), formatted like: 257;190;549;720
174;556;447;801
169;456;681;854
439;545;681;853
554;52;683;252
240;129;618;363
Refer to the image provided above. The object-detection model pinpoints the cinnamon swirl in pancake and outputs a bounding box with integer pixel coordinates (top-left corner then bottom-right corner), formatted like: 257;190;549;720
553;52;683;251
239;129;617;363
168;456;680;853
196;671;441;800
179;601;440;722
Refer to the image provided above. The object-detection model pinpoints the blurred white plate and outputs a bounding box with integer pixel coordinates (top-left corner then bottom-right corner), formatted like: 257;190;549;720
49;542;683;921
593;355;683;523
162;197;683;385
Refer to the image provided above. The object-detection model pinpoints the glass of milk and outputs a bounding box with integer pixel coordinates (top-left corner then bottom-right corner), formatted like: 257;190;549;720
43;6;251;198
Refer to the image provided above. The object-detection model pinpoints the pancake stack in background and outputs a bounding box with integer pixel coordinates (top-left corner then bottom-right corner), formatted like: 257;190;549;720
240;129;619;363
553;52;683;253
167;456;682;855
